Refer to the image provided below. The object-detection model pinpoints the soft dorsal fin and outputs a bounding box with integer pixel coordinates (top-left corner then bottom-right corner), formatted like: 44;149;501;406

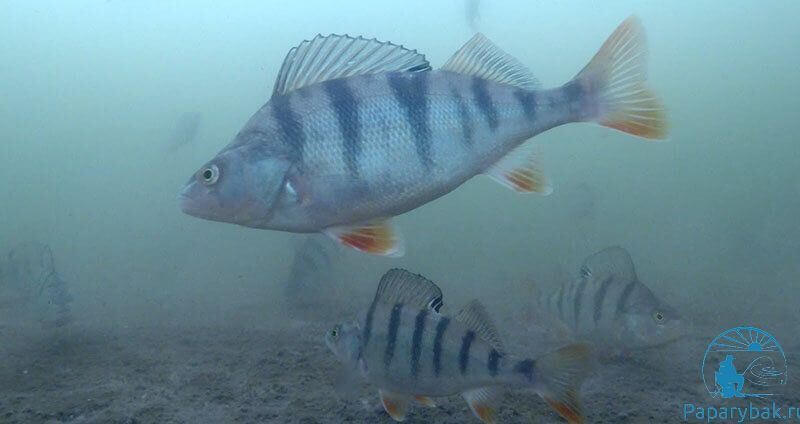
580;246;638;285
272;34;431;97
455;299;505;354
373;269;444;311
441;33;539;90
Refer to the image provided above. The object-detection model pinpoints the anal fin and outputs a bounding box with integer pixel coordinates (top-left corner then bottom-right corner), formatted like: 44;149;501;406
462;387;503;424
324;219;404;257
486;142;552;194
414;395;436;407
379;389;412;421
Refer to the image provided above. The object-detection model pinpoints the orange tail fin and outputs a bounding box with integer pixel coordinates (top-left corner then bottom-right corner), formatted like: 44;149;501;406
574;15;668;139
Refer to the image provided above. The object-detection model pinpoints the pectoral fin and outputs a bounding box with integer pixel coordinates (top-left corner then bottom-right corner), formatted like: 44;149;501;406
324;219;404;257
379;389;412;421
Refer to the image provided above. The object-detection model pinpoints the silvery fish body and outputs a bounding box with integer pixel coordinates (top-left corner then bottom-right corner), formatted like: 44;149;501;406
358;292;519;396
230;70;567;230
539;246;685;352
326;269;593;423
180;17;666;256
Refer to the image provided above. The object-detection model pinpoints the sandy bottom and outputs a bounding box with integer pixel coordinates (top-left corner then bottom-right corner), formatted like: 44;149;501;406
2;319;799;424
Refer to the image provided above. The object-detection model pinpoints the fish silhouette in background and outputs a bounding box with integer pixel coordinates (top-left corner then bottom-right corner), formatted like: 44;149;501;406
0;242;73;329
284;235;343;320
536;246;686;355
167;111;202;152
465;0;480;32
179;16;668;256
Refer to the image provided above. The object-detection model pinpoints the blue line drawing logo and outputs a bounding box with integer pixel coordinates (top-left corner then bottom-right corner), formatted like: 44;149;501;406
701;326;788;399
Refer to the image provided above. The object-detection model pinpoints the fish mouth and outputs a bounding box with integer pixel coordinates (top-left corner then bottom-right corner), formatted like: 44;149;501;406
178;182;211;218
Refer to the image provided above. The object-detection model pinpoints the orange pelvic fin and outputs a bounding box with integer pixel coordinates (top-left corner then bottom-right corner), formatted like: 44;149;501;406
379;389;412;421
324;219;404;257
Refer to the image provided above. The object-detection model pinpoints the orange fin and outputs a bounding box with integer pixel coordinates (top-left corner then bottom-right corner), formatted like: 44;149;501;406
462;387;502;424
531;343;594;424
414;395;436;407
324;220;404;257
543;395;583;424
486;142;552;194
575;15;668;140
379;389;412;421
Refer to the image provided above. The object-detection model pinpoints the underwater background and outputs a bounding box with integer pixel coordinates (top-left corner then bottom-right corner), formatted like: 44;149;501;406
1;1;798;423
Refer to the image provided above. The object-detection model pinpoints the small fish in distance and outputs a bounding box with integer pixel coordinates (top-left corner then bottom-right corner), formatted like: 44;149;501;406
179;16;667;256
537;246;686;354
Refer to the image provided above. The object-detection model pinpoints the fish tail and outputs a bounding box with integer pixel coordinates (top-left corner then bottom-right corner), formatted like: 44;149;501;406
572;15;668;139
515;343;593;423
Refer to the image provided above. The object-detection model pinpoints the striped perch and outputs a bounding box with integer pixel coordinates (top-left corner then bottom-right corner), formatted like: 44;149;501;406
538;246;686;354
325;269;593;423
179;16;668;256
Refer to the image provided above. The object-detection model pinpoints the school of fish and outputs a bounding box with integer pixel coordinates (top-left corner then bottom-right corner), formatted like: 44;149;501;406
177;14;674;423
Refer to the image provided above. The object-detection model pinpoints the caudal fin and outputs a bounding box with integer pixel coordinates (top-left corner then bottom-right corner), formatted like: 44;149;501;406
521;343;594;423
574;16;667;139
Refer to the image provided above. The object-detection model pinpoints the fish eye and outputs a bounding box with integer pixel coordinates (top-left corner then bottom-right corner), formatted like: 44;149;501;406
198;164;219;185
653;311;665;323
330;328;339;339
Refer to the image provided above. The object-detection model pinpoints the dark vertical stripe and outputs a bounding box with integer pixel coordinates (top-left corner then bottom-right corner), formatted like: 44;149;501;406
362;300;377;351
384;303;403;368
323;79;361;176
573;277;589;331
562;79;584;104
593;276;615;324
458;330;476;375
615;280;638;319
451;88;473;147
471;76;498;131
513;359;535;382
432;317;450;376
270;93;305;163
383;303;403;368
410;309;428;377
487;349;501;377
561;79;586;118
556;287;565;321
513;89;537;120
387;72;432;169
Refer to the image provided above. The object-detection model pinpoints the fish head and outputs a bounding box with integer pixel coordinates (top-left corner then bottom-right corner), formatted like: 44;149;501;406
325;321;361;365
622;297;686;349
179;144;292;228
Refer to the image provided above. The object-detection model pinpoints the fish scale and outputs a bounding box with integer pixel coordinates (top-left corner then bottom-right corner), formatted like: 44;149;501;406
326;268;594;423
180;16;667;257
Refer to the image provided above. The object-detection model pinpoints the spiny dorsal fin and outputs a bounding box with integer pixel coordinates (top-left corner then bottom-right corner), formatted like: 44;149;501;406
455;299;505;354
373;269;444;311
272;34;431;97
580;246;638;285
441;33;539;90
